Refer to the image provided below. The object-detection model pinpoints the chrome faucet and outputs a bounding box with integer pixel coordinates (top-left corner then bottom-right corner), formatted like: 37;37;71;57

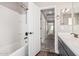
71;33;78;38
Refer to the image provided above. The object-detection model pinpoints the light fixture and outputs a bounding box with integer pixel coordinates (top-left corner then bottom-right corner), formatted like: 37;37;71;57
62;9;65;13
65;9;70;12
48;11;53;14
61;8;70;13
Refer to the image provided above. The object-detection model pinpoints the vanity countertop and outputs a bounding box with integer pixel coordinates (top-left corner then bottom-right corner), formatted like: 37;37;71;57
58;32;79;56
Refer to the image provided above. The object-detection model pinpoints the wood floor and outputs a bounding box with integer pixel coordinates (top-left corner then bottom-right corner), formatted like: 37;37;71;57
36;51;61;56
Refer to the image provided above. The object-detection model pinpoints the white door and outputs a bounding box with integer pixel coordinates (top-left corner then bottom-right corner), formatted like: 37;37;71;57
27;3;41;56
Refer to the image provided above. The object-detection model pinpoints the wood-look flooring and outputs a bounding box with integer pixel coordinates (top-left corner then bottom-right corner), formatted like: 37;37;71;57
36;51;61;56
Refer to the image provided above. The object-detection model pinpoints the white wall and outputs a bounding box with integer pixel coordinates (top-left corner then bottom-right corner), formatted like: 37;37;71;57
58;25;72;33
0;4;26;56
10;44;28;56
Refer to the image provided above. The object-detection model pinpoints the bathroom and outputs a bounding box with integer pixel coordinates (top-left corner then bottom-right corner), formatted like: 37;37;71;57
0;2;79;56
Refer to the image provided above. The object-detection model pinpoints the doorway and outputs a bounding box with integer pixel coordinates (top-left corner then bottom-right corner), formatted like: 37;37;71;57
40;8;55;53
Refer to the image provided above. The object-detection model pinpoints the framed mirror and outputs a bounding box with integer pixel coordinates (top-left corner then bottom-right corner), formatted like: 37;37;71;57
60;8;72;25
73;2;79;34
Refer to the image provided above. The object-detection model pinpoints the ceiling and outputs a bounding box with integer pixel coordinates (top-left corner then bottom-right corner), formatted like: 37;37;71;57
35;2;56;8
35;2;72;8
41;8;55;23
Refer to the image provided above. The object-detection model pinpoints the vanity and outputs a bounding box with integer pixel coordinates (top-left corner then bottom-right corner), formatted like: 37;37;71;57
57;2;79;56
58;33;79;56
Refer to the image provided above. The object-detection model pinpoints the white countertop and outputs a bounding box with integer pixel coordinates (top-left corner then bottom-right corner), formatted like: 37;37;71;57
58;32;79;56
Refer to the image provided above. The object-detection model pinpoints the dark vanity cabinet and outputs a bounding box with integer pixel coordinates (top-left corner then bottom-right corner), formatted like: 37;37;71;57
58;40;67;56
58;37;75;56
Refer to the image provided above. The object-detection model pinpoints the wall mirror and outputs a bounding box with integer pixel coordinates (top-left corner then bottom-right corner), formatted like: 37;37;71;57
73;3;79;25
74;13;79;25
59;2;79;34
60;8;72;25
73;2;79;34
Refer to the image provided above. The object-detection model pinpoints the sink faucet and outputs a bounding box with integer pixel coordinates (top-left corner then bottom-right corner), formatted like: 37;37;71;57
71;33;78;38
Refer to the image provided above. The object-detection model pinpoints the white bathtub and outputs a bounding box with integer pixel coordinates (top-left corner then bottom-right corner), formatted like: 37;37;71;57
10;44;28;56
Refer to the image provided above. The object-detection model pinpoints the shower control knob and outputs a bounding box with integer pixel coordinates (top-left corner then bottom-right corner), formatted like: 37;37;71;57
25;41;28;43
25;32;33;36
29;32;33;34
24;37;28;39
25;32;28;36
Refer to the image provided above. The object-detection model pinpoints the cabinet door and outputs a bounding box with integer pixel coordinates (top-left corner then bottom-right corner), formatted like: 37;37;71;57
58;37;75;56
58;40;68;56
62;41;75;56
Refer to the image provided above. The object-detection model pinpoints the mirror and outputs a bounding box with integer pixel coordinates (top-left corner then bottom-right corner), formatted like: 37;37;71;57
73;3;79;25
58;3;79;35
58;3;79;34
73;2;79;34
74;13;79;25
60;8;72;25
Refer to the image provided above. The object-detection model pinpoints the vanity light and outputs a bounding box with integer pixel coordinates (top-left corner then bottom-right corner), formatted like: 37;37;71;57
65;9;70;12
61;9;65;13
61;8;70;13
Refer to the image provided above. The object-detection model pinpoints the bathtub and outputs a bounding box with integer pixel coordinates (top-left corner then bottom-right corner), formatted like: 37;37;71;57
10;44;28;56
